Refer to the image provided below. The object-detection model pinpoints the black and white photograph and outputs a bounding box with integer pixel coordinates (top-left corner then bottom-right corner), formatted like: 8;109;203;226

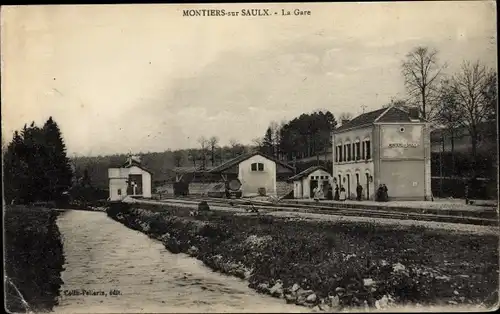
2;2;498;313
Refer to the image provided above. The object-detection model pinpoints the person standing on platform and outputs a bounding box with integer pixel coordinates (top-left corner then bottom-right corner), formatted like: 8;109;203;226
334;184;340;201
313;186;319;202
327;184;333;200
382;184;389;202
339;185;346;201
376;184;383;202
356;184;363;201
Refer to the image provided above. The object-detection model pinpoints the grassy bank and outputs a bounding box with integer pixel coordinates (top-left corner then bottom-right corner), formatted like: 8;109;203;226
4;206;65;313
107;203;499;311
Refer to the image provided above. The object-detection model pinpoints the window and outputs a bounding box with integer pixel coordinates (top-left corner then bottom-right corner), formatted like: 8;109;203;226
366;140;371;160
362;142;366;159
117;189;122;196
355;142;361;160
252;162;264;171
400;127;405;132
339;145;343;162
347;144;352;161
356;173;359;185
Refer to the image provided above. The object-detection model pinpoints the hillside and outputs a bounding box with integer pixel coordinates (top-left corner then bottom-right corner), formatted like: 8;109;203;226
71;146;252;189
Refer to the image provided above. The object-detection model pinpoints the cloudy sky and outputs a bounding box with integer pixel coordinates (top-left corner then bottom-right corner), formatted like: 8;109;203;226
1;2;496;156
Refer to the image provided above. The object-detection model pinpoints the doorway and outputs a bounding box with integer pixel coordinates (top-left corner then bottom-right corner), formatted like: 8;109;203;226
365;173;370;200
127;174;143;196
310;179;318;198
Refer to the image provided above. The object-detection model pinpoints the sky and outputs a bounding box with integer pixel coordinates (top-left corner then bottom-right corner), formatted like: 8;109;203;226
1;2;497;156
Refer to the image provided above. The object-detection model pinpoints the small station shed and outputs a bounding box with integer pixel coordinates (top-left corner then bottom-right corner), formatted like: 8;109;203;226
289;166;333;199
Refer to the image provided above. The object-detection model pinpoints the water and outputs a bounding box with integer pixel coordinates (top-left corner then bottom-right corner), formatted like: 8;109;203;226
54;210;308;313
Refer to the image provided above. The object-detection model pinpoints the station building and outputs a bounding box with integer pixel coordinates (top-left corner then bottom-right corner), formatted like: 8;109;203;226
332;105;432;201
108;155;152;201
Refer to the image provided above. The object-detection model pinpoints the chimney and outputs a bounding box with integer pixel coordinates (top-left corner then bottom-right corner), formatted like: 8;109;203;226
408;107;419;120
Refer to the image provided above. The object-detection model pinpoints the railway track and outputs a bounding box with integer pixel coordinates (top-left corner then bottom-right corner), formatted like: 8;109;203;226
137;197;499;227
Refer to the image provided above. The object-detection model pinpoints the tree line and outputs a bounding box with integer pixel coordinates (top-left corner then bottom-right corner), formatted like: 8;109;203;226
400;46;497;162
253;110;338;163
3;117;73;204
70;140;254;189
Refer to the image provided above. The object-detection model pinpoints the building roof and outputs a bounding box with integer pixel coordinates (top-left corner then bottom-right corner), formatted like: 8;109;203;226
209;151;295;174
109;159;153;174
334;106;426;133
288;165;330;181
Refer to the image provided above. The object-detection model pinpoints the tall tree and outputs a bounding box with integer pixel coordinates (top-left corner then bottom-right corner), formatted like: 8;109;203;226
187;149;197;167
229;139;245;158
173;150;184;167
3;131;27;204
401;46;446;121
82;169;92;187
262;127;274;156
197;136;209;168
208;136;219;166
435;79;462;173
42;117;73;201
448;61;496;159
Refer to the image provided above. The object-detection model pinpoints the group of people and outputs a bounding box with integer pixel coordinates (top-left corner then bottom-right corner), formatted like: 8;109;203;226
313;183;365;202
376;184;389;202
313;182;389;202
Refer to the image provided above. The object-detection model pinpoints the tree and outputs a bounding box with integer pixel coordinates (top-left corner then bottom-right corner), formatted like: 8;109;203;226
229;139;245;158
435;79;462;173
383;98;410;109
252;137;264;152
173;150;184;167
42;117;73;201
401;46;446;121
208;136;219;166
262;126;274;156
3;117;72;204
448;61;496;159
3;131;27;204
82;169;92;187
338;112;353;122
187;149;197;167
276;110;337;162
197;136;209;168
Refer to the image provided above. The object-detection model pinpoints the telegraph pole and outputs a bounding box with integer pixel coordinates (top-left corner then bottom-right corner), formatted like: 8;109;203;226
440;132;444;198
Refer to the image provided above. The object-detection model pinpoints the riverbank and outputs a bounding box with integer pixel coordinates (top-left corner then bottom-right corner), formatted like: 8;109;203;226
107;203;499;311
4;205;66;312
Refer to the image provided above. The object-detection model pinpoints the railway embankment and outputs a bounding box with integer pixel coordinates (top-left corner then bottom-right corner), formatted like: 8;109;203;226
106;202;499;311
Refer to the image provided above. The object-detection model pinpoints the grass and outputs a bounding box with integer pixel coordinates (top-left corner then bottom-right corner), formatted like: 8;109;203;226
4;205;65;313
107;202;499;310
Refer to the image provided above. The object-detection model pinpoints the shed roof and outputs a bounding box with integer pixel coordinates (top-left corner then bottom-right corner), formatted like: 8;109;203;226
209;151;295;174
288;166;330;181
334;106;426;133
109;159;153;174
